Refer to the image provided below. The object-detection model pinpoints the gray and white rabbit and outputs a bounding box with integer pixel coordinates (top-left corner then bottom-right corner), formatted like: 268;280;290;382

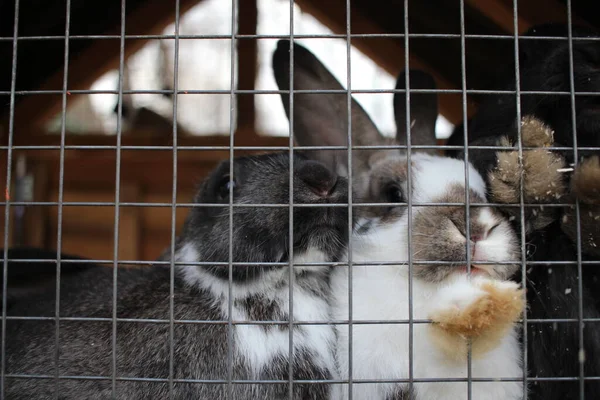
5;152;349;399
273;40;525;399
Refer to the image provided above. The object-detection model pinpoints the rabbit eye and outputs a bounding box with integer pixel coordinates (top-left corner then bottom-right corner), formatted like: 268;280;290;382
217;175;236;199
384;184;404;203
487;223;501;236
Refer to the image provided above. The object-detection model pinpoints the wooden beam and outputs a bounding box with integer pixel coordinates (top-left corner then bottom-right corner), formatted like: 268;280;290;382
13;131;289;196
295;0;473;124
0;154;8;247
464;0;528;34
47;190;190;239
55;232;114;262
466;0;592;34
13;128;289;151
118;184;142;260
237;0;258;131
23;159;49;247
7;0;204;133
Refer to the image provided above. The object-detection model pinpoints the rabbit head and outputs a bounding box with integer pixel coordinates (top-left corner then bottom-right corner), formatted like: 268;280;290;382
357;152;520;283
179;152;349;281
272;40;519;284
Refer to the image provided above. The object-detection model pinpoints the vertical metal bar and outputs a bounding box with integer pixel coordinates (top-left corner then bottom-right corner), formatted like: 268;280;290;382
458;1;473;398
111;0;127;397
227;0;237;398
0;1;20;397
168;0;182;397
402;0;415;394
287;1;295;398
564;1;585;398
53;1;72;397
345;0;354;399
510;1;528;398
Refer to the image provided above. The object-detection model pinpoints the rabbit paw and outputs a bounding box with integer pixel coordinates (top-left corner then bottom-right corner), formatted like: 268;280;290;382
561;155;600;256
571;155;600;205
428;279;525;361
487;116;568;233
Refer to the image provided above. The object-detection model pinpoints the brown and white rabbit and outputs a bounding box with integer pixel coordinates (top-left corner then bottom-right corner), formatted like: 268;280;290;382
4;152;349;399
273;40;525;399
330;153;524;399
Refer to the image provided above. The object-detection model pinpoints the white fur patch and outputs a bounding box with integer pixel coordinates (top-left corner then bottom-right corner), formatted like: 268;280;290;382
411;153;487;204
176;243;337;379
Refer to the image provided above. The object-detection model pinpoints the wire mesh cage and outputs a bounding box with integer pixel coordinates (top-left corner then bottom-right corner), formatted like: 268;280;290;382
1;0;599;399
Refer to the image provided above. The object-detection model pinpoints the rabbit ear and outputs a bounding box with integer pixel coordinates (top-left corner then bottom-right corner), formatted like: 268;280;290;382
394;69;438;150
272;40;388;176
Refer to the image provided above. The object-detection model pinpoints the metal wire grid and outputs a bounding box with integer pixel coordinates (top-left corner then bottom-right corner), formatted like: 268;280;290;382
0;0;598;399
1;0;19;397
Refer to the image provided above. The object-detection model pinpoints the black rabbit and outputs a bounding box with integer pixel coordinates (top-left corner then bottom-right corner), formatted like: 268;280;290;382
4;152;349;399
446;23;600;400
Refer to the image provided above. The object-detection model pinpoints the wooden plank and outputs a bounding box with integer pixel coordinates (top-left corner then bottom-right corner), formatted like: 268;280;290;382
142;193;191;232
295;0;472;124
48;203;115;235
7;0;204;133
47;189;191;237
143;233;172;262
464;0;528;34
23;160;49;247
0;207;4;249
48;194;190;233
56;232;114;261
0;153;14;248
0;153;7;247
468;0;592;34
237;0;258;131
118;184;141;260
14;128;289;148
12;131;290;191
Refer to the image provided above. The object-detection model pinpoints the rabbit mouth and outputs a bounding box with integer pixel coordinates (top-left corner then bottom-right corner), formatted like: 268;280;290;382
457;264;491;276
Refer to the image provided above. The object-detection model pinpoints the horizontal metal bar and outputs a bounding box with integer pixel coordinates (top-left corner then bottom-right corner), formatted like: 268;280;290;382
3;88;600;96
3;258;595;267
4;316;599;325
5;145;600;152
0;201;583;208
4;374;597;384
1;33;599;41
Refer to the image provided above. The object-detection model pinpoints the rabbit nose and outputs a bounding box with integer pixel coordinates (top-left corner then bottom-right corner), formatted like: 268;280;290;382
297;161;338;197
470;234;482;243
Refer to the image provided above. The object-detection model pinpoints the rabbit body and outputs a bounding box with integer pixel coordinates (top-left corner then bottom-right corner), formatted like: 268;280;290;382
5;152;349;400
331;154;523;400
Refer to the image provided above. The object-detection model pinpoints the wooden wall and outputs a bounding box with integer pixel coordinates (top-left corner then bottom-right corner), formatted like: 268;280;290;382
7;150;214;262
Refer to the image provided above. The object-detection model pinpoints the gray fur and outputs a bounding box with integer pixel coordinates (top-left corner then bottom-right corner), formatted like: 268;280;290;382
386;386;417;400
